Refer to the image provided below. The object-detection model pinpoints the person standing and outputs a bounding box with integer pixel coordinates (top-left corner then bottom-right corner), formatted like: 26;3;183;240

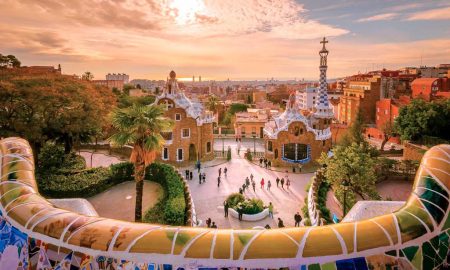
239;187;243;194
250;174;254;181
260;178;265;189
259;158;263;166
185;170;189;180
237;205;243;221
280;178;285;189
198;172;202;184
245;177;250;189
224;200;229;217
202;173;206;184
252;180;256;192
267;180;271;191
294;212;302;227
277;218;285;228
189;171;193;181
217;176;221;187
224;167;228;177
206;217;212;228
268;202;274;219
242;183;246;192
197;160;201;173
211;222;217;228
276;177;280;187
286;178;291;190
218;167;222;177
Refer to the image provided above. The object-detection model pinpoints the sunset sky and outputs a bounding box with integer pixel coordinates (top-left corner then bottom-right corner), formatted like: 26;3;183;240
1;0;449;80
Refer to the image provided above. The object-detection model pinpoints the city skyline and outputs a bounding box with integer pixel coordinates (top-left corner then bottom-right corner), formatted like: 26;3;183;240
1;0;449;80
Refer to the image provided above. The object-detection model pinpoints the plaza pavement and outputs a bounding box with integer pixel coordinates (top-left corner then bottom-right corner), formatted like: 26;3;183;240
182;139;314;229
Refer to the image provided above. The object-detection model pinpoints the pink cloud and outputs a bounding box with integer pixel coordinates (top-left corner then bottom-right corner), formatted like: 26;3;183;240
357;13;398;22
406;6;450;21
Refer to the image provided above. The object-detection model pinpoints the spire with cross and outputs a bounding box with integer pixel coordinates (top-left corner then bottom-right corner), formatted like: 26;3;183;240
314;37;333;119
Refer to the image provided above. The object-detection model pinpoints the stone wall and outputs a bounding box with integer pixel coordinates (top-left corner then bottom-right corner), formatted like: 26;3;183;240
403;141;428;161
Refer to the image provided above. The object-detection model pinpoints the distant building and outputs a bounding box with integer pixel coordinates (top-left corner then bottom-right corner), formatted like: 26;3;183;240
411;77;450;101
13;65;62;75
234;109;278;139
106;73;129;83
338;75;381;125
154;70;214;165
263;38;333;166
92;80;124;91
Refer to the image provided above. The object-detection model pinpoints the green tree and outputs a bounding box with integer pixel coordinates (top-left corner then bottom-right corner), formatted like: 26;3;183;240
109;104;173;221
0;73;115;159
380;120;396;151
123;84;134;95
395;99;450;142
318;143;380;211
81;71;94;81
221;103;248;126
206;95;220;113
0;54;21;68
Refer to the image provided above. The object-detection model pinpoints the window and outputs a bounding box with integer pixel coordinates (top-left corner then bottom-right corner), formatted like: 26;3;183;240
175;113;181;121
267;141;273;152
206;142;211;153
283;143;309;162
162;147;169;160
177;148;183;161
182;128;190;138
384;109;388;115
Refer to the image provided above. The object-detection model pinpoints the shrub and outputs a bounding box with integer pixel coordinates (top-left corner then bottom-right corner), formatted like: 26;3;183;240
226;193;245;208
37;143;85;174
245;148;252;161
144;163;187;226
227;146;232;161
239;198;264;215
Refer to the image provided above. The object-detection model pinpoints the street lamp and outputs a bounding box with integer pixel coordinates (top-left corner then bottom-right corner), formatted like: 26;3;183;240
221;134;225;155
341;179;350;217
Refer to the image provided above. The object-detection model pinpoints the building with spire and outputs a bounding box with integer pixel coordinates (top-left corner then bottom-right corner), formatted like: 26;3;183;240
263;38;332;166
153;70;215;165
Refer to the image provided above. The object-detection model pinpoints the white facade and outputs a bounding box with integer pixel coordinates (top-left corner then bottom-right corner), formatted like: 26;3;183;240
297;87;317;110
106;73;129;84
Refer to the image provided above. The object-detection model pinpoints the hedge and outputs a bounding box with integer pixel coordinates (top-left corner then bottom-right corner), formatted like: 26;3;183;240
144;163;186;226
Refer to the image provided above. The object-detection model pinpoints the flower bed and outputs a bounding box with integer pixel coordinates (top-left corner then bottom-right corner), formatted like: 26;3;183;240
225;193;267;221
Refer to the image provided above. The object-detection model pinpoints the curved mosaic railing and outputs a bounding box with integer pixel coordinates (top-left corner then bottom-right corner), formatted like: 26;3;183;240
0;137;449;269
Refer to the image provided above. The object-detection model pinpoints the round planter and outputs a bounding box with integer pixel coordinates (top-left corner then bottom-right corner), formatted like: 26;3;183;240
218;206;269;221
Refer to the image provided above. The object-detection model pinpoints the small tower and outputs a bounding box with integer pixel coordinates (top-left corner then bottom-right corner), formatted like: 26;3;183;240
313;37;334;123
165;70;179;95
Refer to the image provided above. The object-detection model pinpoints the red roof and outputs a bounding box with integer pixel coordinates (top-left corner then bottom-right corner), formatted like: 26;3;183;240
411;78;438;87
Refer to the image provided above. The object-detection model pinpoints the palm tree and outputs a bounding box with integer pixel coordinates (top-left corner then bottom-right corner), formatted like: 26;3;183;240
109;104;173;221
206;95;220;113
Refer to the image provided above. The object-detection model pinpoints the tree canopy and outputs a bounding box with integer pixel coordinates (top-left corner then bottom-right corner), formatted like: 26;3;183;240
395;98;450;143
0;73;116;155
222;103;248;126
318;143;380;210
0;54;21;68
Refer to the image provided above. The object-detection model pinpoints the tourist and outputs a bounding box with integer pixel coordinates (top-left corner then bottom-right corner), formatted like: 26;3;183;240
202;173;206;184
294;212;302;227
237;205;243;221
211;222;217;228
277;218;285;228
280;178;285;189
224;200;229;217
185;170;189;180
198;172;202;184
217;176;221;187
250;173;254;181
260;178;265;189
252;180;256;192
268;202;274;218
218;167;222;177
206;218;212;228
196;160;201;173
267;180;271;191
239;187;243;194
264;224;271;229
245;177;250;188
224;167;228;177
276;177;280;187
259;157;263;166
286;178;291;190
189;171;193;181
268;160;271;168
242;183;246;192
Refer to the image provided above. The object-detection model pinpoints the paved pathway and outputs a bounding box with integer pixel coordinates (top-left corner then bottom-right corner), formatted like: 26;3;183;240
186;141;313;229
80;151;125;168
87;181;163;222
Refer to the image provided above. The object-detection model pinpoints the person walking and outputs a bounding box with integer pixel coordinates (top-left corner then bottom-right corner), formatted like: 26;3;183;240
185;170;189;180
202;173;206;184
189;171;193;181
198;172;202;184
224;200;229;217
239;187;243;194
217;176;221;187
242;183;246;192
196;160;201;173
260;178;265;189
276;177;280;187
277;218;285;228
237;205;243;221
267;180;271;191
206;217;212;228
245;177;250;189
280;178;285;189
218;167;222;177
250;174;254;181
252;180;256;192
268;160;271;168
259;158;263;166
294;212;302;227
224;167;228;177
211;222;217;228
286;178;291;190
268;202;274;219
